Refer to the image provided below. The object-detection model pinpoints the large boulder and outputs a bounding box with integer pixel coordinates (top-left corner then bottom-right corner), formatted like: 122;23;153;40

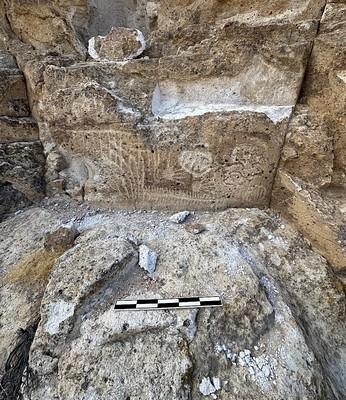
0;208;63;376
7;203;341;400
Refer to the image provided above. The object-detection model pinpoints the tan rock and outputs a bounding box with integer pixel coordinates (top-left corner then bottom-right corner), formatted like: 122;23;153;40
279;106;334;188
185;222;206;234
271;2;346;275
0;116;38;143
299;2;346;187
44;226;78;253
3;0;88;57
88;27;146;61
31;16;318;211
271;171;346;274
15;203;344;400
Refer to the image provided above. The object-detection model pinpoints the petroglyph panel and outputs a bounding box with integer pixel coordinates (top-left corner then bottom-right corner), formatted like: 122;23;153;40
49;117;281;210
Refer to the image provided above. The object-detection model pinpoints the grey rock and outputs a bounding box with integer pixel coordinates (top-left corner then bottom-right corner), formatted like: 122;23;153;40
169;210;190;224
0;208;62;375
139;244;158;274
0;141;45;203
199;377;219;396
3;204;339;400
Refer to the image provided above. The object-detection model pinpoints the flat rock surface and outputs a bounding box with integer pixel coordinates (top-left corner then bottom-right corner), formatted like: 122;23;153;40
0;198;344;399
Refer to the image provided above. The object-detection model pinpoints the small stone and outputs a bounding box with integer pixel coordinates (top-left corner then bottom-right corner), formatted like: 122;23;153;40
199;377;217;396
212;377;221;391
139;244;158;274
263;366;271;378
185;223;206;234
238;358;246;367
270;253;281;267
88;27;145;62
169;211;190;224
44;226;78;253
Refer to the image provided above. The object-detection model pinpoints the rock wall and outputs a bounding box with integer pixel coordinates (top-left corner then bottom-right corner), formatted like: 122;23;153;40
0;7;45;219
271;1;346;277
1;0;343;273
0;1;345;399
1;0;327;211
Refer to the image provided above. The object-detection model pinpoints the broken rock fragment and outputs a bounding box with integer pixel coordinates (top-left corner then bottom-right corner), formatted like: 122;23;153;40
199;376;221;396
139;244;157;275
88;27;146;61
169;210;190;224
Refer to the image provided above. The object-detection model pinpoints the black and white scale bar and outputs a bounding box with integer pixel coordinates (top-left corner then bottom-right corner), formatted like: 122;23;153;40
115;296;222;311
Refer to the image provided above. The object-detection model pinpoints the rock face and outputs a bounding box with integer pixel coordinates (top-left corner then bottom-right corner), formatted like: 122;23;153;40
0;2;345;400
0;43;45;219
3;0;88;57
271;1;346;277
3;0;327;211
0;201;343;399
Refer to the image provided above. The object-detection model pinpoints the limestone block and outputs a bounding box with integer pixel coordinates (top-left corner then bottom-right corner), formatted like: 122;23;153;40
40;110;286;210
299;2;346;186
36;13;316;211
3;0;87;56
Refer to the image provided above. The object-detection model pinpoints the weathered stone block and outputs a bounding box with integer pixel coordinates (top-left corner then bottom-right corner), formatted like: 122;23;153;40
35;13;318;210
279;106;334;187
40;106;286;210
4;0;87;56
299;2;346;186
272;171;346;273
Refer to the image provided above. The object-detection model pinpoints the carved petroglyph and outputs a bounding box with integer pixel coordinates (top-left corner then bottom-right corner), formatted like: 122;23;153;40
179;151;213;177
50;128;273;209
